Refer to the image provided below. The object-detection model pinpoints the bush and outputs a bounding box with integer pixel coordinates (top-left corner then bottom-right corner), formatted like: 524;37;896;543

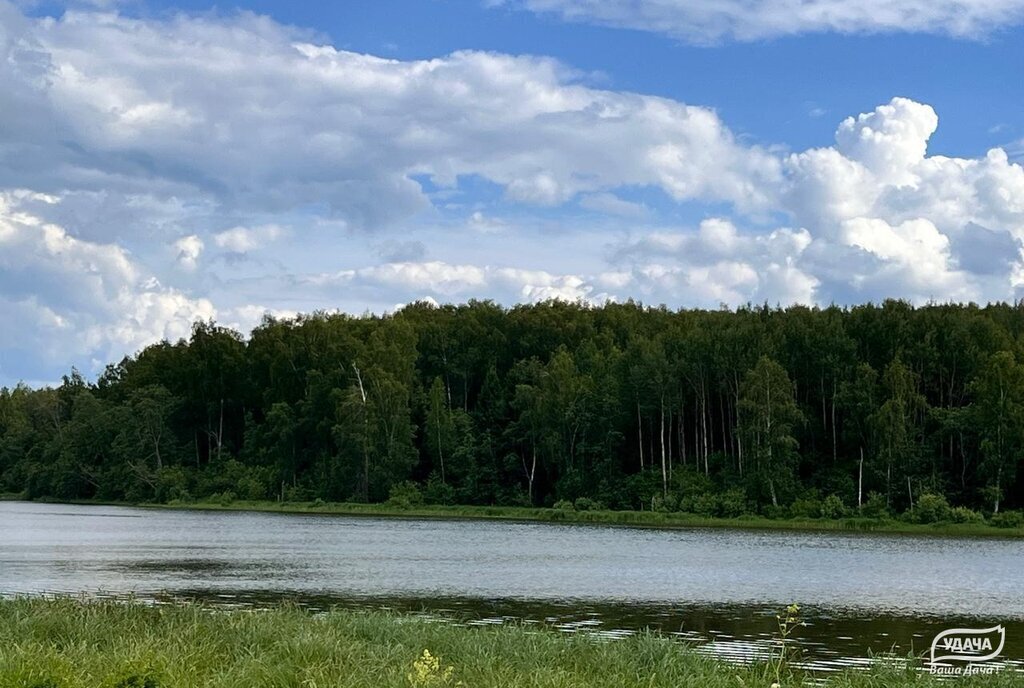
949;506;983;524
821;494;846;519
236;473;268;501
682;492;718;517
860;491;889;518
761;504;789;520
423;474;455;505
209;491;236;506
283;485;311;502
650;493;678;513
912;493;952;524
573;497;605;512
990;510;1024;528
385;481;423;510
552;499;574;511
717;489;749;518
155;466;190;503
789;497;823;519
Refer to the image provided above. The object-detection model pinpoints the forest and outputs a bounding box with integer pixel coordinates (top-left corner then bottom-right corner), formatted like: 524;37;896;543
2;299;1023;522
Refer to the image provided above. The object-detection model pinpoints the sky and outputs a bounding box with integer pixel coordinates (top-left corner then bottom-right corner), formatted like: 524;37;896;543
1;0;1024;385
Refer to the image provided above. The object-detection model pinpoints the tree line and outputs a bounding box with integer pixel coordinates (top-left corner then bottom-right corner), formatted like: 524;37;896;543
2;299;1023;521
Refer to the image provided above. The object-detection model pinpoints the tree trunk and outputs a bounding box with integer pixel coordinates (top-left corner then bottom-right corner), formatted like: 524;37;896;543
435;411;446;484
660;395;667;498
994;466;1002;514
858;447;864;510
636;399;644;470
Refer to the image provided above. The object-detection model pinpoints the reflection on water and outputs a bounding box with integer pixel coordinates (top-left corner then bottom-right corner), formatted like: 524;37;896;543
2;500;1022;673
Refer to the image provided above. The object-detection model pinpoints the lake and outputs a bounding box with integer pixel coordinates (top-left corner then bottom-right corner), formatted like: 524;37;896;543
1;500;1021;673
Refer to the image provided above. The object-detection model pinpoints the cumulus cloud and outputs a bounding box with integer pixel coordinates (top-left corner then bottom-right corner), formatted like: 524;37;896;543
0;191;214;369
213;225;285;254
2;3;1024;383
778;97;1024;302
173;234;203;270
307;261;606;305
0;7;778;230
612;218;819;305
496;0;1024;43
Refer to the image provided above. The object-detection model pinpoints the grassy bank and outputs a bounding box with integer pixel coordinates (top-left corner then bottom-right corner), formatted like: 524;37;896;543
147;498;1024;538
0;598;1016;688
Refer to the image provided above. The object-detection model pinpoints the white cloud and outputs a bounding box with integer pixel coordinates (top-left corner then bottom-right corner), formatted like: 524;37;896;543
497;0;1024;43
0;191;214;368
612;218;819;305
173;234;203;270
2;8;778;229
309;261;604;305
2;3;1024;382
212;224;285;254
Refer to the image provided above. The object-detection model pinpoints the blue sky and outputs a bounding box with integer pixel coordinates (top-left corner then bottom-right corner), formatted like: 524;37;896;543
2;0;1024;384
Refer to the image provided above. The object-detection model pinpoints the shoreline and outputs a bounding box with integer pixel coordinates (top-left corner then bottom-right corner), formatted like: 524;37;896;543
8;494;1022;538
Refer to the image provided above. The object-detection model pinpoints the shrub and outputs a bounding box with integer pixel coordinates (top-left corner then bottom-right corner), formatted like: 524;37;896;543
423;475;455;506
761;504;789;520
789;497;823;519
820;494;846;519
385;481;424;510
209;491;236;506
552;499;574;511
236;473;268;501
650;493;678;513
912;493;952;524
991;510;1024;528
860;491;889;518
283;485;311;502
685;492;718;517
155;466;190;503
718;489;749;518
573;497;605;512
949;506;983;524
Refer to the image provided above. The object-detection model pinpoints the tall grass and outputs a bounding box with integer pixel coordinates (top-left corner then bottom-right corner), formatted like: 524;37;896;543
0;598;1017;687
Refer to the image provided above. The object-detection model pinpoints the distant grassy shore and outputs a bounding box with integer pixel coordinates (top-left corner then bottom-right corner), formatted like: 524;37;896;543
4;491;1022;537
148;498;1024;538
0;598;1017;688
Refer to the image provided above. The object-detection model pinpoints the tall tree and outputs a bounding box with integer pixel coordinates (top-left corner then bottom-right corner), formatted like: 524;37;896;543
738;356;804;507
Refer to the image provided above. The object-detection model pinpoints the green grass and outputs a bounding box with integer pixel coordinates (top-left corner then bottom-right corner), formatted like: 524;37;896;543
150;499;1024;538
0;598;1017;688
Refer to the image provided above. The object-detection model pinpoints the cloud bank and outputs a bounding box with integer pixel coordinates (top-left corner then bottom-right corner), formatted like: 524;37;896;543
495;0;1024;43
0;4;1023;383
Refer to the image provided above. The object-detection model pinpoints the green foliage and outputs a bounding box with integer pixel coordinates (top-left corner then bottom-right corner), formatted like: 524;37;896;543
861;492;889;518
573;497;605;512
911;494;952;524
949;506;983;524
1;301;1023;517
386;481;424;510
821;494;847;519
790;492;823;519
423;474;455;506
990;510;1024;528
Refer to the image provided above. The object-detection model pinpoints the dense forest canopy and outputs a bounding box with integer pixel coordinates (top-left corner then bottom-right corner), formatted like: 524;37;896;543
2;299;1024;520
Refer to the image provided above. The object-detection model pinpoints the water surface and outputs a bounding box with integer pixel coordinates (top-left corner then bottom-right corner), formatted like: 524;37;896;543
2;501;1021;672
